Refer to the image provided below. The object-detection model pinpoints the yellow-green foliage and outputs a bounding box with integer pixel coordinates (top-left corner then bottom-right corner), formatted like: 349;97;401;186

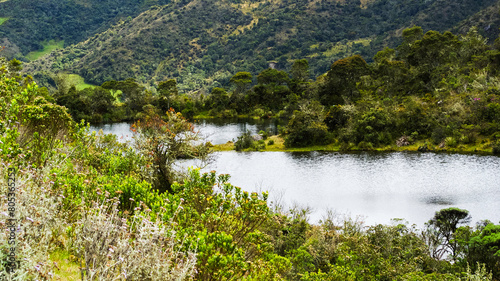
26;40;65;61
321;37;372;58
50;250;80;280
59;73;95;91
0;17;8;25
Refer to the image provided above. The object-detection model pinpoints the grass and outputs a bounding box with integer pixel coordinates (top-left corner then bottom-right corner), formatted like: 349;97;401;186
26;40;65;61
60;73;96;91
212;135;495;154
0;17;8;25
50;250;81;280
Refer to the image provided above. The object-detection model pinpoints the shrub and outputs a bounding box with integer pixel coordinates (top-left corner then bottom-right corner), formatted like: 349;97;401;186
235;130;256;151
493;142;500;155
445;137;457;147
168;169;274;280
285;101;329;147
259;130;269;140
74;197;196;280
432;127;446;145
0;164;66;279
358;141;374;150
132;108;210;193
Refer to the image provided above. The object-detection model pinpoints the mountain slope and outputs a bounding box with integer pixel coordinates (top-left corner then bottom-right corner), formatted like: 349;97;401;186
0;0;171;58
23;0;500;93
452;0;500;40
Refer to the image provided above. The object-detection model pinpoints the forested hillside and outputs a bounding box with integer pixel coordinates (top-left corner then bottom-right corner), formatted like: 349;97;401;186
0;0;171;58
20;0;500;92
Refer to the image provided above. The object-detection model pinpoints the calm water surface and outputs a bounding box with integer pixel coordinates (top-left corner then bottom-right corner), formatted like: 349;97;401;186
91;121;500;227
191;151;500;227
90;118;281;144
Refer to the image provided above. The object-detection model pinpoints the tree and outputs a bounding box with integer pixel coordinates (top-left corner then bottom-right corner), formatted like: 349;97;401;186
132;108;210;193
290;59;310;82
396;26;423;61
467;223;500;278
257;68;289;85
157;79;179;112
284;100;329;147
208;87;230;111
425;208;471;261
253;68;291;110
230;71;252;94
102;78;148;113
373;48;408;97
320;55;370;106
406;30;461;91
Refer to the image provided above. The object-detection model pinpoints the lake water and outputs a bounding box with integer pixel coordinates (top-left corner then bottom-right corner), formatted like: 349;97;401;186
90;118;282;144
91;120;500;227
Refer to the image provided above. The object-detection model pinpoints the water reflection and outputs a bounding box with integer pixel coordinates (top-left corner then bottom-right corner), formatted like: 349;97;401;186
90;122;134;143
91;118;285;145
191;151;500;227
194;118;284;144
90;121;500;228
422;196;456;206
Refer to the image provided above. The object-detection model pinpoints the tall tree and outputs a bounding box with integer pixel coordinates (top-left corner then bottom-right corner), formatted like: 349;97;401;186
321;55;370;106
132;108;209;193
157;79;179;112
425;207;471;261
230;72;252;94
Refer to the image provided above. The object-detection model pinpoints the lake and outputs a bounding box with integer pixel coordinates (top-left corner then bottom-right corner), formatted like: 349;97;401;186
91;120;500;227
90;118;282;144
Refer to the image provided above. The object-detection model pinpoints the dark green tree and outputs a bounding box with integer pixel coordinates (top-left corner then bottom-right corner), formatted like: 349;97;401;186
284;100;329;147
230;71;252;94
290;59;310;83
257;68;289;85
425;208;471;261
157;79;179;112
396;26;424;61
320;55;370;106
208;87;230;111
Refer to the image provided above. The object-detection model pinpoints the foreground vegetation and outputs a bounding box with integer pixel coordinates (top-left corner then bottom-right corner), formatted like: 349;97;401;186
1;57;500;280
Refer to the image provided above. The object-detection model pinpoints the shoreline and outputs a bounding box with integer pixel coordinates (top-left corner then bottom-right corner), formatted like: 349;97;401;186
211;135;497;156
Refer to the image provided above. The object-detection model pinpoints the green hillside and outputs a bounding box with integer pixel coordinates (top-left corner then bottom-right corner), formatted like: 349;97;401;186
452;0;500;39
22;0;500;93
0;0;171;57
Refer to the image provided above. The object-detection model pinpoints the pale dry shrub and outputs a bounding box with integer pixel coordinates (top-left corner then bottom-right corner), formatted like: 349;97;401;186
463;263;492;281
0;162;67;279
74;197;196;281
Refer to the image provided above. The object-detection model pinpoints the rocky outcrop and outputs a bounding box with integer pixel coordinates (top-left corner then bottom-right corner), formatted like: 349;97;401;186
396;136;411;147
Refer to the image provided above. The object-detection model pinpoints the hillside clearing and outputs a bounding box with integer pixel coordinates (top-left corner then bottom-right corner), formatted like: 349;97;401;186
26;40;65;61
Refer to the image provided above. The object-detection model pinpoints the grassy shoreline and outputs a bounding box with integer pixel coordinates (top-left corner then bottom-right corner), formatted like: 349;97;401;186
211;135;496;155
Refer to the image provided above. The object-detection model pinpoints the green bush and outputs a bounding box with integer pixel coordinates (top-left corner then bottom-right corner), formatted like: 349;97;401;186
445;137;457;147
492;142;500;155
235;130;256;151
259;129;269;140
